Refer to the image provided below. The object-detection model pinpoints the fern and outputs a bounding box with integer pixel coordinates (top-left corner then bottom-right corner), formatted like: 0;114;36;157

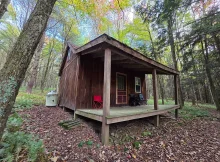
0;113;46;162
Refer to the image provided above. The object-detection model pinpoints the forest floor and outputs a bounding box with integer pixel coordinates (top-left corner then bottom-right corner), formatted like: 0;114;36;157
18;103;220;162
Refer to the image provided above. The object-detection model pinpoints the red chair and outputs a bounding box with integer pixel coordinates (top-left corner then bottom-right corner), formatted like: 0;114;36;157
93;95;103;109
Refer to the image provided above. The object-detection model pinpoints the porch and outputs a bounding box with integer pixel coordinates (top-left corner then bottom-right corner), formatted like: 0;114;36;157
75;105;179;124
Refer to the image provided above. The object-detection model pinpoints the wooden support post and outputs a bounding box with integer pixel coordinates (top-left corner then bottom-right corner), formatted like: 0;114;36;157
174;75;178;105
74;111;78;120
174;75;179;119
145;74;148;104
152;69;158;110
102;48;111;145
154;115;159;127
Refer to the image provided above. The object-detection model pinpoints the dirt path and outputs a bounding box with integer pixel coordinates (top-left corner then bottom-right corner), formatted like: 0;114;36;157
19;106;220;162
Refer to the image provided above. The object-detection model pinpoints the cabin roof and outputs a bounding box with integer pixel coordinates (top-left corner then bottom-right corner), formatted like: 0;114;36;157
59;33;179;76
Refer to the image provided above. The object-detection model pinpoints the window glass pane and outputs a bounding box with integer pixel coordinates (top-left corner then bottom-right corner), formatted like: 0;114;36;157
136;85;141;92
67;49;71;60
135;77;141;93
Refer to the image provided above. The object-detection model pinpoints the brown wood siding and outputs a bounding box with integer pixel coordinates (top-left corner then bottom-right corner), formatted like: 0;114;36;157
58;50;80;110
75;56;146;109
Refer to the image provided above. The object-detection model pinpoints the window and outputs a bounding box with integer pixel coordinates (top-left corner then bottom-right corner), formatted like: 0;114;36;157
135;77;141;93
67;49;71;61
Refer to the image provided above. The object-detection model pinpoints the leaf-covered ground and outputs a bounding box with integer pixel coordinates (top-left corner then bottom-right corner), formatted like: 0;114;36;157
19;106;220;162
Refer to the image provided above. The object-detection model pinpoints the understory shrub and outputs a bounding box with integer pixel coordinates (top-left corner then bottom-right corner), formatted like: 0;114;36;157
0;131;45;162
6;113;23;132
15;91;45;109
13;97;33;111
0;114;46;162
179;104;210;119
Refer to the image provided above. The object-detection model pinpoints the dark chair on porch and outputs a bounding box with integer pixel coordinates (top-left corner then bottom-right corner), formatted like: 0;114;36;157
138;93;147;105
129;94;140;106
93;95;103;109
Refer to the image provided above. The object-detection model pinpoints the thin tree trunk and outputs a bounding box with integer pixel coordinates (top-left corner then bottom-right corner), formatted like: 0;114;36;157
0;0;10;19
40;40;55;92
201;39;220;110
26;33;45;94
198;85;203;103
203;82;209;103
0;0;57;140
159;77;165;105
191;82;197;106
212;34;220;63
167;17;184;107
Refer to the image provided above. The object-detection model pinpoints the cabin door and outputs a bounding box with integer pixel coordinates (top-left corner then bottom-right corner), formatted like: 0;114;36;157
116;73;127;104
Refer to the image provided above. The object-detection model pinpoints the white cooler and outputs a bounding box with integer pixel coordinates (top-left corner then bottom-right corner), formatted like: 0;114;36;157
46;91;58;107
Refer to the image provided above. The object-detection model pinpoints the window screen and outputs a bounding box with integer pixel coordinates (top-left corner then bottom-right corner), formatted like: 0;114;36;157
117;75;125;91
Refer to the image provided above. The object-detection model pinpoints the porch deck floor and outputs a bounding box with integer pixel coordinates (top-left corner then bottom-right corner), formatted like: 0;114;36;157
75;105;179;124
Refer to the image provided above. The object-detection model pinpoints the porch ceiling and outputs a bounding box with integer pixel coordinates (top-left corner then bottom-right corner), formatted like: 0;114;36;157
82;49;168;74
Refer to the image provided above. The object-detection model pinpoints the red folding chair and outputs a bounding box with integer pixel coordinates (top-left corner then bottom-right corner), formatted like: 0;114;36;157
93;95;103;109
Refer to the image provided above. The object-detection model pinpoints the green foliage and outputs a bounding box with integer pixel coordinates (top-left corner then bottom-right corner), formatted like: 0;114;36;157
124;147;129;152
121;134;134;143
14;88;46;111
141;131;152;137
1;113;45;162
86;140;93;146
178;103;210;120
0;131;45;162
133;141;141;149
78;140;94;147
13;97;33;111
6;113;23;132
147;99;175;105
78;141;85;147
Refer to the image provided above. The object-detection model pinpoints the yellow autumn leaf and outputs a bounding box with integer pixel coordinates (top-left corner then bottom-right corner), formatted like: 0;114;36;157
50;156;59;162
132;153;136;159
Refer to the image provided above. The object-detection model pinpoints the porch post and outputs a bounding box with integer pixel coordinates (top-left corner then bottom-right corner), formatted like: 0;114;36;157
102;48;111;145
152;69;158;110
152;69;159;126
174;75;178;118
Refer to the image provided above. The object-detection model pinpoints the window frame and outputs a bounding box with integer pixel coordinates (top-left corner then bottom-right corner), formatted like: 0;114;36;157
135;77;141;93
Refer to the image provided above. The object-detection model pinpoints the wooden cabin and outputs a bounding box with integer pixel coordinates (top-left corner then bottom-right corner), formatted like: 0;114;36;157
58;34;180;145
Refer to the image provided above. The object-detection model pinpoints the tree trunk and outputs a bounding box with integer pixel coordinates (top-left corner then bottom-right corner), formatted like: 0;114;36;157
201;39;220;110
198;85;203;103
191;82;197;106
0;0;10;19
0;0;57;140
212;34;220;63
167;17;184;107
159;77;165;105
26;33;45;94
40;40;55;92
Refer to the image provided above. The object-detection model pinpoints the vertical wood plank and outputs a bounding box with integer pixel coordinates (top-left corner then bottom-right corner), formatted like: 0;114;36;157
152;69;158;110
102;48;111;145
174;75;179;118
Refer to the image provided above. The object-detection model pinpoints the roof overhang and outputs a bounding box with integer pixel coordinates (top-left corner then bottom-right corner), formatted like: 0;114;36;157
59;34;179;76
75;34;179;75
